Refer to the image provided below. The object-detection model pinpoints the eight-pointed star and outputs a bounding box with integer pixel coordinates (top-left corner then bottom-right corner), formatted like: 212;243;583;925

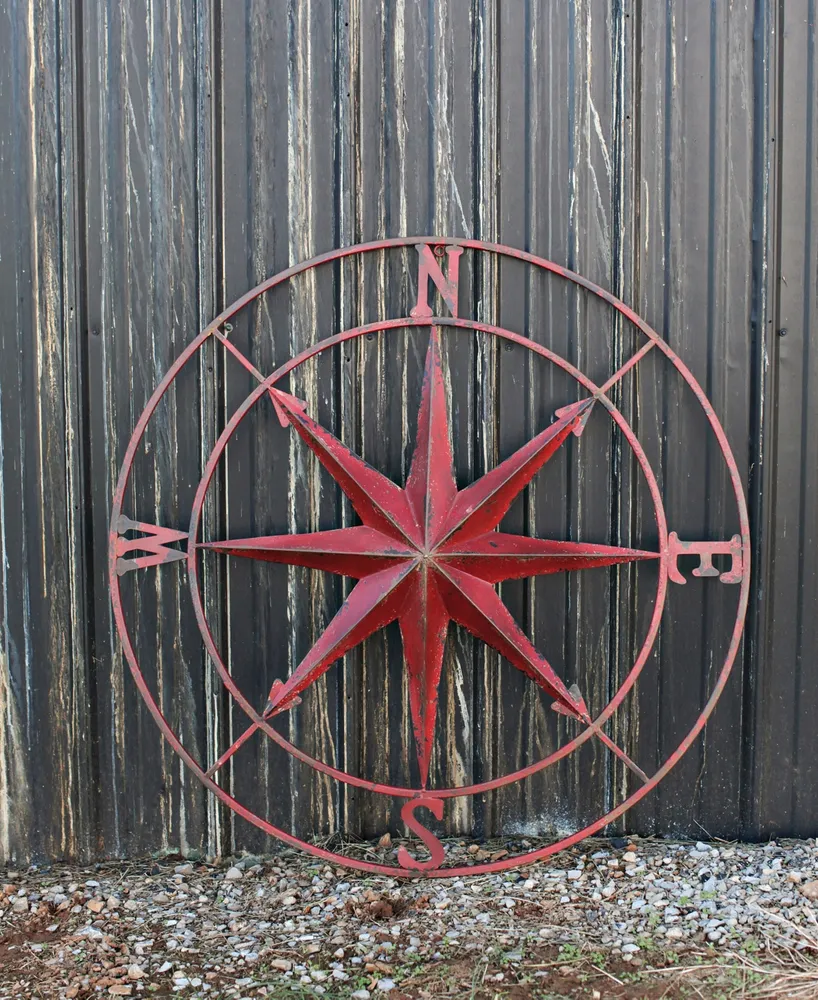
203;329;658;788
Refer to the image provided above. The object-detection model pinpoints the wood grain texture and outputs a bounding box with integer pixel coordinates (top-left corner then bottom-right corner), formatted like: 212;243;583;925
625;0;754;839
0;0;811;860
0;0;91;861
80;0;211;857
747;0;818;840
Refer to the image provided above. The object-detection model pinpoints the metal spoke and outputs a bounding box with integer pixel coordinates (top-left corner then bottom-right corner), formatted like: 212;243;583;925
586;722;649;784
204;681;294;779
596;339;657;397
205;721;260;779
214;327;280;405
551;696;649;783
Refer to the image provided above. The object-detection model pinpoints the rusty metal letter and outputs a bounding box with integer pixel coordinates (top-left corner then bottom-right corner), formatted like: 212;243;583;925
115;515;188;574
397;797;445;872
667;532;744;585
410;244;462;318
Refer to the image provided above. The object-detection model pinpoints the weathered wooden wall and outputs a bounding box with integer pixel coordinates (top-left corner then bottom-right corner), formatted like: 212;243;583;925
0;0;813;862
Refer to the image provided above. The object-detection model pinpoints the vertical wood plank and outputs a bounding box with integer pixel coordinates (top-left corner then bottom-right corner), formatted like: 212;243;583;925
749;0;818;838
428;0;477;835
627;0;754;837
341;0;480;838
196;0;226;860
81;0;210;856
218;0;293;851
484;0;617;839
286;0;342;839
0;0;91;861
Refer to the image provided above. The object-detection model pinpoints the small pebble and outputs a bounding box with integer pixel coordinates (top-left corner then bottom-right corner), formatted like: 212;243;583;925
801;880;818;900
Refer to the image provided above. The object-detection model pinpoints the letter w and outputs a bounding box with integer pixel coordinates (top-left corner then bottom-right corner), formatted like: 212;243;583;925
115;515;188;574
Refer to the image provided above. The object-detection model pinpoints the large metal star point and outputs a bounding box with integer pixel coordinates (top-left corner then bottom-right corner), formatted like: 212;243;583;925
203;329;658;788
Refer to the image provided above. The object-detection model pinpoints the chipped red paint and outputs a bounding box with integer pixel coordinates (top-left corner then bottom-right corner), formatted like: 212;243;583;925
667;532;744;585
109;238;751;876
410;244;463;318
114;516;188;575
397;798;446;872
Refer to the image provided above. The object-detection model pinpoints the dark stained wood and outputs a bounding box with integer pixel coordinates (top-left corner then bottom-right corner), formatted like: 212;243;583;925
218;0;294;851
286;0;344;839
626;0;754;839
484;0;617;840
747;0;818;840
79;0;211;857
0;0;92;862
0;0;813;861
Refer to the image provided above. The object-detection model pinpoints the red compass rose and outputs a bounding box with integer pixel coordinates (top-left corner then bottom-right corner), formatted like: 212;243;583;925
202;329;656;789
110;238;750;876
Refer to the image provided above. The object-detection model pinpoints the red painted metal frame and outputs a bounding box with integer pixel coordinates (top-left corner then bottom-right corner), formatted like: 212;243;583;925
109;237;751;877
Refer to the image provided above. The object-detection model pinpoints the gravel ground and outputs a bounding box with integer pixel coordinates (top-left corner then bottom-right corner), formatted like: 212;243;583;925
3;836;818;999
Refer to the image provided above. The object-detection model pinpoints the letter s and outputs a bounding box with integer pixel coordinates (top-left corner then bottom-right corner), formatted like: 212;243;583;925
397;797;445;872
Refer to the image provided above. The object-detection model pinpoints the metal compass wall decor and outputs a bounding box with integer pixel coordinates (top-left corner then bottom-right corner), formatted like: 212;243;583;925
110;238;750;876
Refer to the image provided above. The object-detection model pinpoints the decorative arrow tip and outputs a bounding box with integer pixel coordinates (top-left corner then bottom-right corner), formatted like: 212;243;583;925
263;679;302;717
568;682;590;719
554;398;595;437
550;682;590;721
270;388;308;428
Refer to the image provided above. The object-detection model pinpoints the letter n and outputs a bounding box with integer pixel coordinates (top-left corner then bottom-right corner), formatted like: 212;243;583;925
410;245;463;319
